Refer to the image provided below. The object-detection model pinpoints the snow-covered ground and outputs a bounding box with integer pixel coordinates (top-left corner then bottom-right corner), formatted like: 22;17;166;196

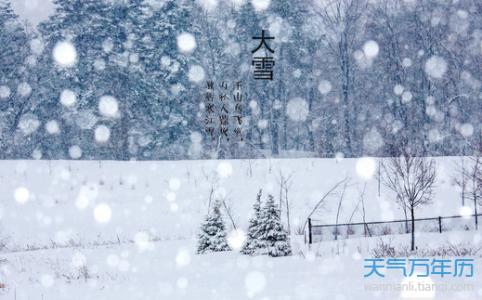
0;158;481;299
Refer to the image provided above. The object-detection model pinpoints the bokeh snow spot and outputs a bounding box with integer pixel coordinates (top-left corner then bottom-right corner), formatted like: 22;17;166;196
318;80;332;95
94;203;112;223
134;231;153;252
356;157;377;180
425;56;447;79
459;206;473;219
40;274;55;288
14;187;30;204
217;161;233;178
245;271;266;298
18;114;40;135
0;85;11;99
95;125;111;143
177;32;197;54
60;89;77;107
45;120;60;135
286;97;309;121
17;82;32;97
69;145;82;159
363;40;379;59
99;96;119;118
175;248;191;267
227;229;247;251
53;41;77;67
251;0;270;11
169;178;181;190
188;65;205;83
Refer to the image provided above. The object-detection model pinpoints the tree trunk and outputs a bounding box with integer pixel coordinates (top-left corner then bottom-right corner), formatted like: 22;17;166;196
410;205;415;251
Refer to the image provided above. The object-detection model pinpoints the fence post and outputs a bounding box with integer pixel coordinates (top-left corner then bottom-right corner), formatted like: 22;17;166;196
308;218;313;245
438;216;442;233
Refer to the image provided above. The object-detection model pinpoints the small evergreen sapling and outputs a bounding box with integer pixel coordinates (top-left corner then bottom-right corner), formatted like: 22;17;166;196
197;200;231;254
241;189;264;255
258;194;292;257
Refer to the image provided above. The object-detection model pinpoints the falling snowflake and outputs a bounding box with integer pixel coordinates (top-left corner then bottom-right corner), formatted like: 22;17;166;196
175;248;191;267
177;32;197;54
98;96;119;118
69;145;82;159
356;157;376;181
251;0;270;11
17;82;32;97
363;40;379;59
95;125;111;143
18;114;40;135
60;89;77;107
53;41;77;67
94;203;112;223
227;229;247;251
286;97;309;121
0;85;11;99
188;65;205;83
217;161;233;178
245;271;266;297
45;120;60;135
424;56;447;79
14;187;30;204
317;80;332;95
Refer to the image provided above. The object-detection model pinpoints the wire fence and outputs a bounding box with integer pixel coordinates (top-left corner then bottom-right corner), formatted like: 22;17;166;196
307;213;481;244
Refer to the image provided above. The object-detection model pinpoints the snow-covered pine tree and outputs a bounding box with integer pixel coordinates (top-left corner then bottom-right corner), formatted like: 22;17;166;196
241;189;264;255
258;194;292;257
197;200;230;254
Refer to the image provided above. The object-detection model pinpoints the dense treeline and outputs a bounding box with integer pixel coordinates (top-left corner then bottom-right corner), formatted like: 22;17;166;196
0;0;481;160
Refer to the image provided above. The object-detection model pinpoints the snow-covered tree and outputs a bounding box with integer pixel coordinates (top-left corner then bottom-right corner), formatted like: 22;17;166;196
241;189;264;255
258;194;292;257
197;200;230;254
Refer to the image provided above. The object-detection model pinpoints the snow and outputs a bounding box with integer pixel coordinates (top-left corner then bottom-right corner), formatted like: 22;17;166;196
0;85;11;99
459;206;473;219
94;203;112;223
355;157;376;181
245;270;267;297
45;120;60;135
197;0;218;11
30;38;44;55
18;113;40;135
187;65;205;83
1;158;480;299
286;97;309;122
60;89;77;107
217;161;233;178
98;95;119;118
94;125;111;143
14;186;30;204
424;55;448;79
53;41;77;67
169;178;182;191
251;0;270;11
68;145;82;159
227;229;247;251
401;90;413;104
17;82;32;97
459;123;474;137
176;32;197;54
362;40;379;59
393;84;404;96
317;80;332;95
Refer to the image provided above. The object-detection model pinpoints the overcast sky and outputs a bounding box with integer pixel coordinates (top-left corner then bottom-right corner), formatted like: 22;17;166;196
11;0;55;25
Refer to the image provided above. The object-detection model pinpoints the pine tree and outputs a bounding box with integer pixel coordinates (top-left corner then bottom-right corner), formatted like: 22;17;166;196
197;200;230;254
241;189;264;255
258;194;292;257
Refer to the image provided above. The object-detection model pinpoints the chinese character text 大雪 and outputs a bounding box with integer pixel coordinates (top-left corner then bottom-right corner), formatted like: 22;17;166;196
252;30;275;80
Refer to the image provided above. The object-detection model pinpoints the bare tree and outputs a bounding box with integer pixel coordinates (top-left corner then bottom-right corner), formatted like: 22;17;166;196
453;155;481;229
381;154;436;251
277;170;294;234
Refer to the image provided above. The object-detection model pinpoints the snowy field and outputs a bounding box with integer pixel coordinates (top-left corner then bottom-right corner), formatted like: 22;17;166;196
0;157;481;299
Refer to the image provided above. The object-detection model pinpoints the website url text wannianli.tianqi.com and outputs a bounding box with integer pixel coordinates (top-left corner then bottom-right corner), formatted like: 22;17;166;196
364;282;474;293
